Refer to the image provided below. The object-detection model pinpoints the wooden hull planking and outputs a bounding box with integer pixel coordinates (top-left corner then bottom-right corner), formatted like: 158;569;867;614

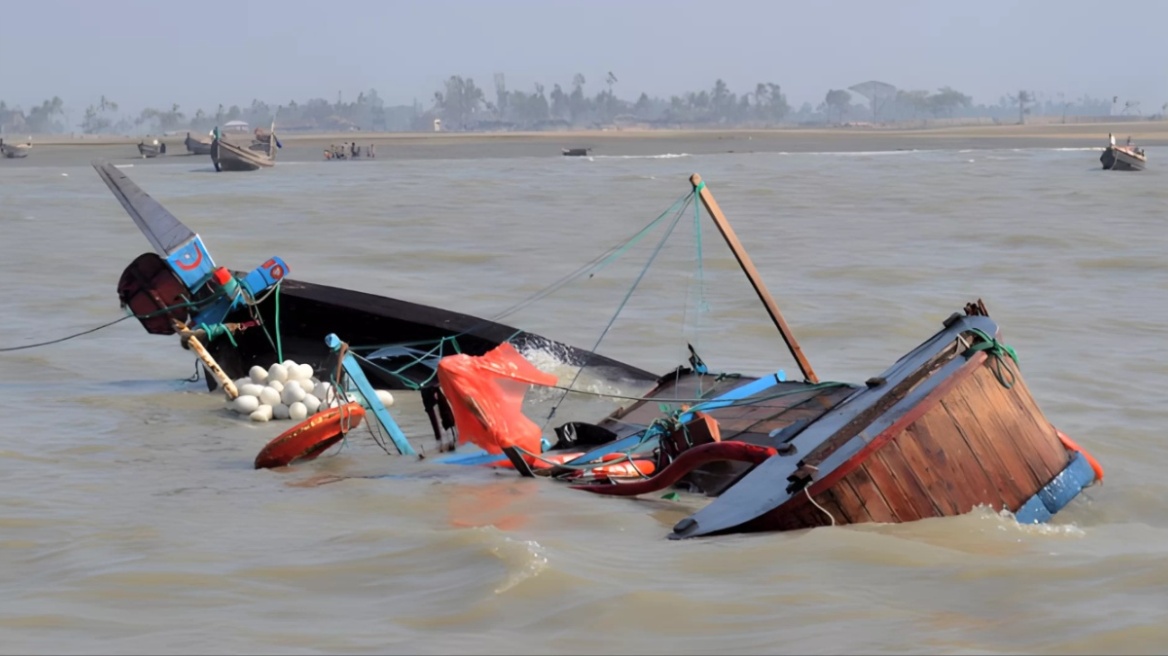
669;312;1095;538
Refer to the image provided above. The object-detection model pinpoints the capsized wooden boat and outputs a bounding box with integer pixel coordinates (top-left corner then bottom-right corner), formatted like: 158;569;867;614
184;132;213;155
0;138;32;159
137;139;167;158
562;147;591;157
1101;134;1146;171
92;160;659;395
437;174;1101;538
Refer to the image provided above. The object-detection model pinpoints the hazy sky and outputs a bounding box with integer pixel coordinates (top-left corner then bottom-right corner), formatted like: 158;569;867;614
3;0;1167;117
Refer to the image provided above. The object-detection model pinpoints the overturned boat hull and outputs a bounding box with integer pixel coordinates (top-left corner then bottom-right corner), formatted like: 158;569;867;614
667;308;1097;538
452;175;1100;539
201;275;659;391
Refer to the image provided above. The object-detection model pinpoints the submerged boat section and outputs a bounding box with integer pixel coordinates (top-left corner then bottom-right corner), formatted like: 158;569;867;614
668;306;1096;538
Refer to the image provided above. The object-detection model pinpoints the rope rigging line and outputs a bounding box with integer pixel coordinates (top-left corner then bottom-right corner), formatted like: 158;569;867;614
330;193;696;397
486;191;693;325
0;288;231;353
542;194;694;427
684;186;709;397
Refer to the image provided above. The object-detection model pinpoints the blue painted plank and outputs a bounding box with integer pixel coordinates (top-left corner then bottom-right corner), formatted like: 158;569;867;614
1036;453;1095;515
325;333;416;456
1014;495;1053;524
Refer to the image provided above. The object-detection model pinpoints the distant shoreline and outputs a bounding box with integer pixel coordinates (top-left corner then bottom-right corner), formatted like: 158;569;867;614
11;121;1165;150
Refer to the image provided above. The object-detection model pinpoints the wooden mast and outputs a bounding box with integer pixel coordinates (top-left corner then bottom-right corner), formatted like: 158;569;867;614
690;173;818;384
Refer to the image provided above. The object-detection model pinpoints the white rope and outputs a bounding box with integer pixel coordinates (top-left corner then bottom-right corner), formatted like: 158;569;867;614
804;486;836;526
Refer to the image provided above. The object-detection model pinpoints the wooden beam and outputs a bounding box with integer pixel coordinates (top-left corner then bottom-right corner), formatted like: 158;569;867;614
690;173;818;384
174;320;239;399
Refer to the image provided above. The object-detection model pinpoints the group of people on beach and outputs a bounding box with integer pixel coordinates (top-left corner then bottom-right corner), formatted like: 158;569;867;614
324;142;375;160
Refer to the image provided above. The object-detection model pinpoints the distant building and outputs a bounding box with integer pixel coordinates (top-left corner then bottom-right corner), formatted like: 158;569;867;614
223;120;249;133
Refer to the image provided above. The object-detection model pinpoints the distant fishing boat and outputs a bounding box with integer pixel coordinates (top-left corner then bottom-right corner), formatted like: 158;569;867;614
210;122;278;172
562;147;592;157
0;137;32;159
1101;133;1146;171
137;139;167;158
184;132;213;155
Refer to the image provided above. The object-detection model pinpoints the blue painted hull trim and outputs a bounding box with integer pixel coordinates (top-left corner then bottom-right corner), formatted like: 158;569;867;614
1014;452;1096;525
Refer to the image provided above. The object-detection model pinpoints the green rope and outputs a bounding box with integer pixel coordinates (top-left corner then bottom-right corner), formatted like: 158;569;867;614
252;281;285;364
543;195;692;428
341;196;694;392
962;328;1018;389
196;322;238;347
273;283;283;363
487;192;691;326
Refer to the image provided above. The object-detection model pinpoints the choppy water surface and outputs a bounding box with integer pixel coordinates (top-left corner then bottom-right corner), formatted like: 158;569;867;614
1;144;1166;655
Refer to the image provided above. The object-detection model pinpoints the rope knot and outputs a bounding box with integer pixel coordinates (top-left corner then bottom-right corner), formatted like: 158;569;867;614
962;329;1018;389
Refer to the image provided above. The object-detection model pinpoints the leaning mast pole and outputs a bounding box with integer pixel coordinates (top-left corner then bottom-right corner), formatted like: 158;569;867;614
690;173;818;384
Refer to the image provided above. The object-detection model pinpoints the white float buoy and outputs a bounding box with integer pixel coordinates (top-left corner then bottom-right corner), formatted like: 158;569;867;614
297;363;314;381
272;403;290;420
250;405;273;422
288;401;308;421
374;389;395;408
282;381;307;405
232;395;260;415
238;383;265;398
302;393;321;414
267;363;289;383
259;386;281;407
267;379;284;393
315;382;334;401
249;366;269;384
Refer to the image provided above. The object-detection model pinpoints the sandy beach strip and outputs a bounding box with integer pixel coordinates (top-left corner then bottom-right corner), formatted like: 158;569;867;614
6;122;1160;165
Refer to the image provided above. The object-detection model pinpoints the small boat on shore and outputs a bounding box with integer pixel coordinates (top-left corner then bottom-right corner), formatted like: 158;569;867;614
0;137;32;159
210;123;277;172
1101;133;1146;171
562;147;592;157
137;139;167;158
184;132;213;155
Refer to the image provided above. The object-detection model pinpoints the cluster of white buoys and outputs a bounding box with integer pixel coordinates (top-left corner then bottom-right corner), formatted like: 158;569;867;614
225;359;394;423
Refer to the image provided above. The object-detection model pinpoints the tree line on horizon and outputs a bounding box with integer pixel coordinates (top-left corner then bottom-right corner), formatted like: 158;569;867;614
0;76;1152;136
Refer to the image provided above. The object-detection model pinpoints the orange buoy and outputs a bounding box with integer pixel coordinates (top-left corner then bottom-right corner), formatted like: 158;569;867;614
1056;429;1104;483
254;403;366;469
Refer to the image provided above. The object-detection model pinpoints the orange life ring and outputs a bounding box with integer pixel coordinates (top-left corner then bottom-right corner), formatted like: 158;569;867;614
254;403;366;469
1056;429;1104;483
